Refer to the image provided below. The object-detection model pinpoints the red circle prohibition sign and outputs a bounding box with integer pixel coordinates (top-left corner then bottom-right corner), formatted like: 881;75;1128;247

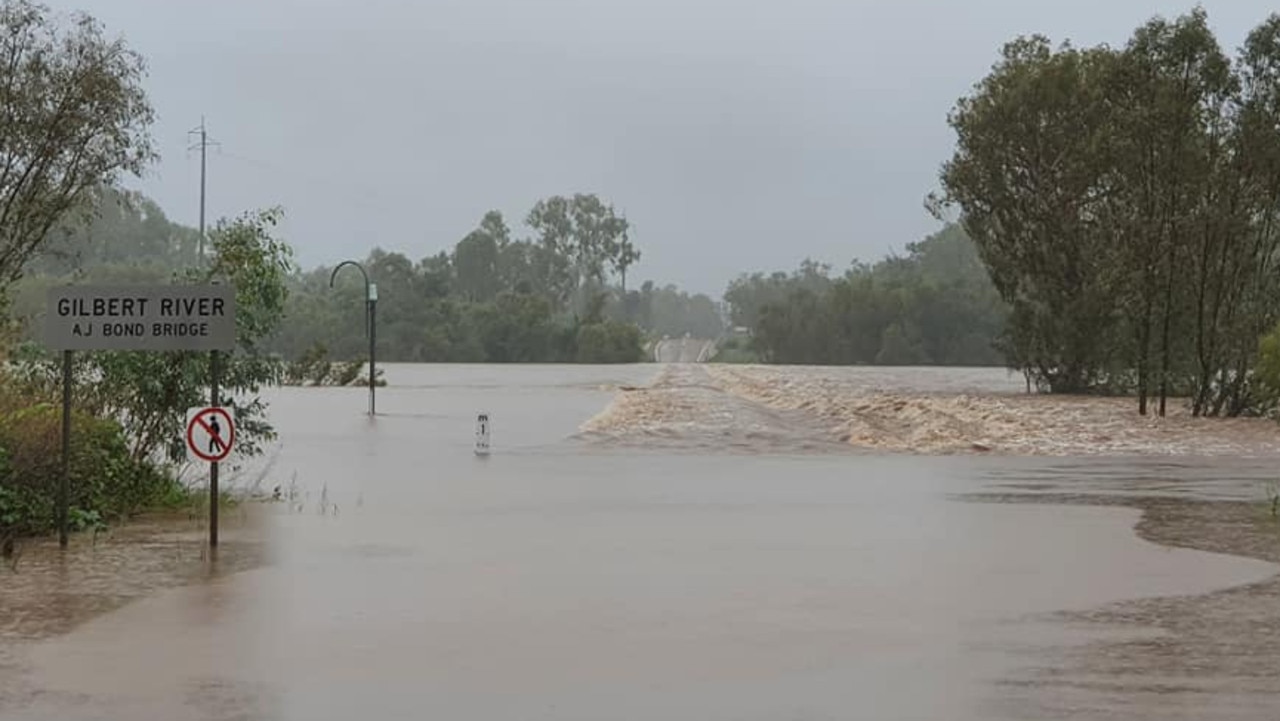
187;407;235;463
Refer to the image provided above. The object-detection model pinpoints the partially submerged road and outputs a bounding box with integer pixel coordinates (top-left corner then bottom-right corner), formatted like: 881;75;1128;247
653;336;715;363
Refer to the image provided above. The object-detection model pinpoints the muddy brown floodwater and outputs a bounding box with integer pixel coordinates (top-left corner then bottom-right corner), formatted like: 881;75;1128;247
583;364;1280;456
2;363;1278;720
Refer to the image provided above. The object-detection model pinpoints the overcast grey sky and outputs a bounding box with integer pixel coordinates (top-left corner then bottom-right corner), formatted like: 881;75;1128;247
72;0;1266;295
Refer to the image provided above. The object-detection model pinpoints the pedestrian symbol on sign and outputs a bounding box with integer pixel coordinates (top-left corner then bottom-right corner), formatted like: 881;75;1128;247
185;406;236;463
207;414;222;453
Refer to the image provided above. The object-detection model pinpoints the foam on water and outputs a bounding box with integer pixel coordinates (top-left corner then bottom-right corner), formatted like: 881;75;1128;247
580;364;1280;457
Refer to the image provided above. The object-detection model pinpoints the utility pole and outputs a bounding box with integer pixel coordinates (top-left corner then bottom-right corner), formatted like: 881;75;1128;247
187;118;219;265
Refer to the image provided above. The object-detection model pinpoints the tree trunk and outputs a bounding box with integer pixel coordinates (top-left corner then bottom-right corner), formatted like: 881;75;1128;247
1136;288;1154;416
1192;205;1219;416
1158;241;1177;417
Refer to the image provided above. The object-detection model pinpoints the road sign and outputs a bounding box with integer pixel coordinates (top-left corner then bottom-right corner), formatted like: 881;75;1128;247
186;407;236;463
45;284;236;351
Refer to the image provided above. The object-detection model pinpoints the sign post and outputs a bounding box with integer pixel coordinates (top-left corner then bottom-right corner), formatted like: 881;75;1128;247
45;284;236;549
210;348;222;546
186;404;235;547
58;350;71;548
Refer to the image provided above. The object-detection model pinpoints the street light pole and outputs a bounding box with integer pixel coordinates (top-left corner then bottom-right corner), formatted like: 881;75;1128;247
368;281;378;416
330;261;376;416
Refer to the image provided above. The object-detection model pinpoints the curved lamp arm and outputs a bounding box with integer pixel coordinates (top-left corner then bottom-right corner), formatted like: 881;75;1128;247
330;260;371;337
329;260;369;289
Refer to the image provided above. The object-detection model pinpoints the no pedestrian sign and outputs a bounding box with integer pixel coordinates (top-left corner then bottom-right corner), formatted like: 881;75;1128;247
186;407;236;463
45;284;236;351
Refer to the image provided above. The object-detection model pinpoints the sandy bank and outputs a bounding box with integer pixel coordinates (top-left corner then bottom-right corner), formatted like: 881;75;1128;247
967;489;1280;719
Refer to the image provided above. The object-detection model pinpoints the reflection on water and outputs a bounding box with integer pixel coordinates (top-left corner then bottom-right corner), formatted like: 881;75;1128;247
0;511;269;720
977;457;1280;502
965;492;1280;720
0;512;267;640
3;364;1278;720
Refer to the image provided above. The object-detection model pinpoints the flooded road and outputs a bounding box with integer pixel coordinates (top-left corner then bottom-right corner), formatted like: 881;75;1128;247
3;364;1278;720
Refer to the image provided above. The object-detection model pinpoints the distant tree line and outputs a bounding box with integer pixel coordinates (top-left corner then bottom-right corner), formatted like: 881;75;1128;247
934;9;1280;416
266;196;727;364
6;190;728;364
724;224;1007;366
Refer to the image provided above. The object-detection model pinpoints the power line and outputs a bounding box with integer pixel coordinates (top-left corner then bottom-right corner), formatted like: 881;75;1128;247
214;149;412;218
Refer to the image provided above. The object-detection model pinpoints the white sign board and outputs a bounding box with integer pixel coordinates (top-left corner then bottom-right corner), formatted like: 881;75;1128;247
45;284;236;351
186;406;236;463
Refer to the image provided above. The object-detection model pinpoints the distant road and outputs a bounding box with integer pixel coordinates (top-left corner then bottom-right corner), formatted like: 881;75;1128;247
653;337;716;363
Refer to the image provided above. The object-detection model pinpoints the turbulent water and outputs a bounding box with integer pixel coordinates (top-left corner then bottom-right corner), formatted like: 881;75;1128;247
2;363;1278;720
583;364;1280;456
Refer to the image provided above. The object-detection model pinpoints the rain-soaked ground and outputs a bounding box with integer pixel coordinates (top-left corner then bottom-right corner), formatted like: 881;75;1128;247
2;363;1279;720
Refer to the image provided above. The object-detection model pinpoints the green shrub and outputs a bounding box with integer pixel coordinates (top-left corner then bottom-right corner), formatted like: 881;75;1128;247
284;342;332;385
1255;323;1280;415
333;359;364;386
0;390;179;539
576;321;644;363
711;336;759;364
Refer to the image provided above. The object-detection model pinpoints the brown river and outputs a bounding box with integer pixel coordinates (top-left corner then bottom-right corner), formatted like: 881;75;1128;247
2;364;1279;720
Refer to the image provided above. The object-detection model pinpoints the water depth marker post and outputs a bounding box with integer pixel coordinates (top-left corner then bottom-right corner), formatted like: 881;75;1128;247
44;284;238;549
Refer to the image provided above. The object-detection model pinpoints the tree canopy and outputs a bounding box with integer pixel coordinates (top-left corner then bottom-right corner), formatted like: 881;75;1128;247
270;197;656;365
0;0;154;289
935;9;1280;416
727;224;1007;366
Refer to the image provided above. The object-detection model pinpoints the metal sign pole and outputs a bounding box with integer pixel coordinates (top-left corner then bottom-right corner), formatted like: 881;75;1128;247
209;349;221;548
58;350;72;548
